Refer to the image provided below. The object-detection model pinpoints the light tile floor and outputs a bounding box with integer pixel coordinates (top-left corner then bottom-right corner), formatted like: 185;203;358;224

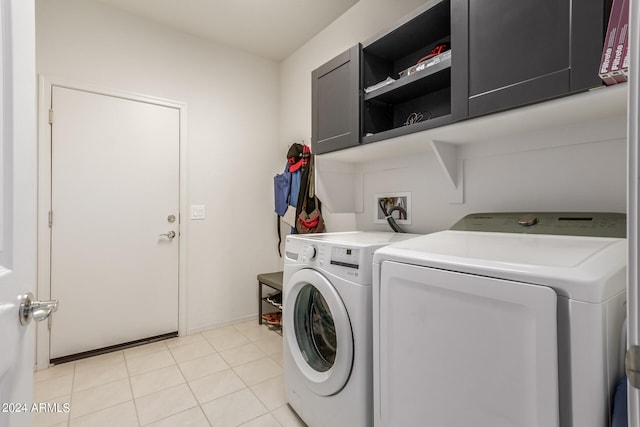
33;321;307;427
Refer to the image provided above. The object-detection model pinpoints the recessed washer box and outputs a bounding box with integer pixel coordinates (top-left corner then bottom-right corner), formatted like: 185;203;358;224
374;192;411;225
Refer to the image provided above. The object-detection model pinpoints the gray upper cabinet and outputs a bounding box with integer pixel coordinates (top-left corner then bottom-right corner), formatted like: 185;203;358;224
461;0;609;117
311;0;611;155
311;45;361;155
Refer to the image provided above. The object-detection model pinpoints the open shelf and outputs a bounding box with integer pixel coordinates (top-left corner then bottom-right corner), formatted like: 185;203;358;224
364;53;452;103
363;113;452;144
361;0;453;143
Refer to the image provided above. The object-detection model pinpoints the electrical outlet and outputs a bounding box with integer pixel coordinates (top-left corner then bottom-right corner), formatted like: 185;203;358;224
374;192;411;225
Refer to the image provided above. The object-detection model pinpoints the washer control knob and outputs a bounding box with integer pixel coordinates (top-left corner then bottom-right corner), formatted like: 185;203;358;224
305;245;317;260
517;214;539;227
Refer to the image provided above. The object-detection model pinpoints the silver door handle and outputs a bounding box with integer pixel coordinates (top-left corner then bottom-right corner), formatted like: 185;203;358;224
19;292;58;326
159;231;176;239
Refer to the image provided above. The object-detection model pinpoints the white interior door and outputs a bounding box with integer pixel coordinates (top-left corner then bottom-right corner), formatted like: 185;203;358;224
49;86;180;360
0;0;37;425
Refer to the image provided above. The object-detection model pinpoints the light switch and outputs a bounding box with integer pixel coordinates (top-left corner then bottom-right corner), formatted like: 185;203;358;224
191;205;206;220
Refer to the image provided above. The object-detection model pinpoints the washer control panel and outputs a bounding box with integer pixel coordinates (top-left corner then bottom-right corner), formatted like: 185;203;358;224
285;232;421;285
305;242;367;282
451;212;626;238
284;239;375;284
329;246;361;269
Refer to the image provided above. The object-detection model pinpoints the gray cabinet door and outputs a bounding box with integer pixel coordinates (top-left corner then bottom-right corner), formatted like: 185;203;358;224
463;0;606;117
311;45;360;154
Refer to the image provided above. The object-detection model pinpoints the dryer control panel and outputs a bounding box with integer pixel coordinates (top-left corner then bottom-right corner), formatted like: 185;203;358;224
450;212;626;238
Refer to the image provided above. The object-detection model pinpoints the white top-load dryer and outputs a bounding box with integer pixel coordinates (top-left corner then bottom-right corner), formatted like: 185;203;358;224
283;231;417;427
372;213;627;427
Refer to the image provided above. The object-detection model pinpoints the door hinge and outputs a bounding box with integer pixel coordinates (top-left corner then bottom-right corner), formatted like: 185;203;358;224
626;345;640;389
48;109;53;125
48;211;53;228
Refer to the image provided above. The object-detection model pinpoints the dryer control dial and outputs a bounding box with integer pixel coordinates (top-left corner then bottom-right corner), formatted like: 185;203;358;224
304;245;317;261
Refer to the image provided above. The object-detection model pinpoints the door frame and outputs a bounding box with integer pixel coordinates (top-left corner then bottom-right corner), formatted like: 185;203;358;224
35;77;188;370
628;0;640;423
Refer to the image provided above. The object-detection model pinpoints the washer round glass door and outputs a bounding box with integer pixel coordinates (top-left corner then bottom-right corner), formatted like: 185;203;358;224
284;268;353;396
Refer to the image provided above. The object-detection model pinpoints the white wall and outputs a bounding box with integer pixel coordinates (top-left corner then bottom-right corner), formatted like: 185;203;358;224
36;0;628;335
36;0;282;332
356;134;627;234
279;0;431;231
280;0;627;233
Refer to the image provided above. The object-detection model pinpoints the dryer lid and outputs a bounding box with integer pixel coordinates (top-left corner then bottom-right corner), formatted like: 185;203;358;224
374;230;626;303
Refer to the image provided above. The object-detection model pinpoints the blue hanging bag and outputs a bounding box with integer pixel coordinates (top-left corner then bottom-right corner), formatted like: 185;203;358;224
274;162;291;217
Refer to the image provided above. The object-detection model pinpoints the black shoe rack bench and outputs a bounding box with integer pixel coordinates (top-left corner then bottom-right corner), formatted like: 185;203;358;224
257;271;283;328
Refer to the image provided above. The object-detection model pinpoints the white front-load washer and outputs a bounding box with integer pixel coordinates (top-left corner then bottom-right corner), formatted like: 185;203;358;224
373;213;627;427
283;231;417;427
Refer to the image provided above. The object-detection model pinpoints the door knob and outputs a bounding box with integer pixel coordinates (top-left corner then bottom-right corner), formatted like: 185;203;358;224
19;293;58;326
159;231;176;239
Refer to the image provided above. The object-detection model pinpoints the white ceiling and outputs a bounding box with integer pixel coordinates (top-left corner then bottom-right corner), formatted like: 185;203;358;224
94;0;360;61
